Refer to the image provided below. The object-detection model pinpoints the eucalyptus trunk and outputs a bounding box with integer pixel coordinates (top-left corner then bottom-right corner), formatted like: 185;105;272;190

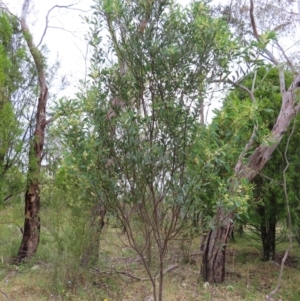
15;0;49;262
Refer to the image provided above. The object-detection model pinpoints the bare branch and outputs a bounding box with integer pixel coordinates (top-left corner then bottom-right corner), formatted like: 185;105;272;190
21;0;47;91
235;124;258;175
0;0;18;19
37;2;90;47
48;25;79;37
249;0;286;95
0;289;15;301
274;41;295;71
249;0;279;66
43;116;56;127
73;41;89;84
228;79;256;103
249;0;259;40
90;265;179;281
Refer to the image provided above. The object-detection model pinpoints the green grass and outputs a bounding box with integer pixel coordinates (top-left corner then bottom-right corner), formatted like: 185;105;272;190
1;205;300;300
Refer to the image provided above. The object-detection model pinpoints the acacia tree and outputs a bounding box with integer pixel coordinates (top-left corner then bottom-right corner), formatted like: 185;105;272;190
202;0;300;284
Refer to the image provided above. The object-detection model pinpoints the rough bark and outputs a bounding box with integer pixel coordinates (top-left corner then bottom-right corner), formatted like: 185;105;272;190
201;209;233;283
15;0;48;263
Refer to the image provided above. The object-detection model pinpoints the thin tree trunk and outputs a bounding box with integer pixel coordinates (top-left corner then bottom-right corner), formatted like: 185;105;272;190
15;0;49;263
158;260;164;301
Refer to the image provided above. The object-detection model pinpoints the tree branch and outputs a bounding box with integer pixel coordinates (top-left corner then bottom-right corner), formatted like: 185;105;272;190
37;2;89;47
90;265;179;281
227;79;256;103
21;0;47;92
249;0;279;66
249;0;285;94
234;123;258;175
0;0;18;19
275;41;295;71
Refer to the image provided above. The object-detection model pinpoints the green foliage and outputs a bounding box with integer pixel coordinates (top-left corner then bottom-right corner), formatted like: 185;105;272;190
57;0;238;211
0;11;31;206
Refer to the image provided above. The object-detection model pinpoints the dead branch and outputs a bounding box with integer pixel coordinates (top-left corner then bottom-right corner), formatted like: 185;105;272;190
0;0;17;18
0;289;15;301
90;264;179;282
37;2;89;47
119;264;179;281
249;0;280;66
274;41;295;71
249;0;287;96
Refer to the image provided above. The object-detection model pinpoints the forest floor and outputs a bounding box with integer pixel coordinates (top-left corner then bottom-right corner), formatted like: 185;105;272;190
1;206;300;301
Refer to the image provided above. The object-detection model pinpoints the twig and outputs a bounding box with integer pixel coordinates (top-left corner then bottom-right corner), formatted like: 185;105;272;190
227;79;256;103
0;289;15;301
0;290;8;298
37;2;88;47
71;40;89;84
90;264;179;281
0;1;18;19
249;0;287;97
249;0;279;66
274;41;295;71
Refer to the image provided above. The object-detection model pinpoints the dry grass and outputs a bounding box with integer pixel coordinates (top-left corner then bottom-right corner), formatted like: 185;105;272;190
1;206;300;301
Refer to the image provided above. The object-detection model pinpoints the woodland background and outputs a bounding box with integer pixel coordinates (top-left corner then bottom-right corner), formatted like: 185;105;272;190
1;0;300;300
